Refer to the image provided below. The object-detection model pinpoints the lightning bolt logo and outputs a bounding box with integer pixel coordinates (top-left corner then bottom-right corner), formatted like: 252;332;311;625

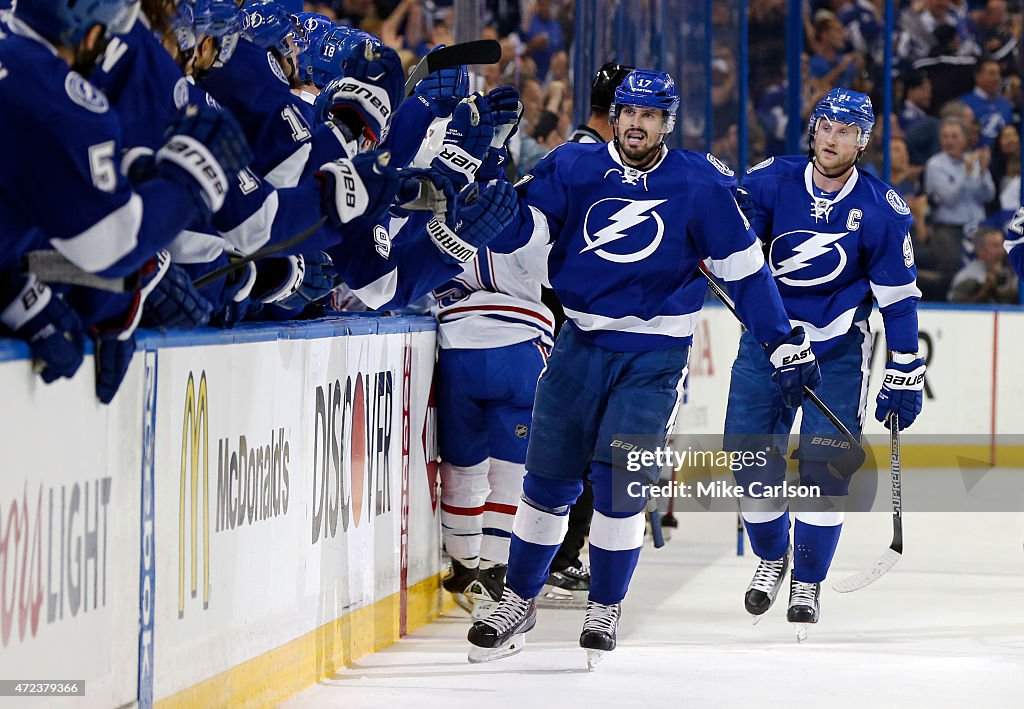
581;198;667;263
769;229;849;287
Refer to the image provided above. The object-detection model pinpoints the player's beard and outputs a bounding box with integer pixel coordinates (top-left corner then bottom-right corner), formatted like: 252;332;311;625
616;128;662;168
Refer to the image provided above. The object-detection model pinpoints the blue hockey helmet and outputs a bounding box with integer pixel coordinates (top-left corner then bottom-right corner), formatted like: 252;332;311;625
808;89;875;148
306;25;380;88
611;69;680;133
175;0;244;61
294;13;336;83
241;0;308;57
16;0;138;44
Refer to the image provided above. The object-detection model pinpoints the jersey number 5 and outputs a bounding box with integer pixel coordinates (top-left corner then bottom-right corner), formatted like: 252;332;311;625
88;141;117;193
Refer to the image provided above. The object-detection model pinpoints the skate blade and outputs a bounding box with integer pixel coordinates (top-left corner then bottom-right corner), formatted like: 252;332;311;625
750;613;765;626
467;633;526;663
586;648;606;671
536;586;588;610
794;623;810;642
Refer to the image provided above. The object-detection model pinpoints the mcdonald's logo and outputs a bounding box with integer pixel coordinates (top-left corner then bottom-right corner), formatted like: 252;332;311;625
179;371;210;617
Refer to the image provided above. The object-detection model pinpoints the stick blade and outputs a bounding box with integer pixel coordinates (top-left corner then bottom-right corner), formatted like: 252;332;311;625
426;39;501;72
831;547;902;593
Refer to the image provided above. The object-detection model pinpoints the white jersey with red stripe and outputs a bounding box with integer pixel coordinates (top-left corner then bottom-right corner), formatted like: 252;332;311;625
431;206;554;350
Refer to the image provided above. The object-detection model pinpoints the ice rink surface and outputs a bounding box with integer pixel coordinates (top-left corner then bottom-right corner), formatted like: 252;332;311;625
287;488;1024;709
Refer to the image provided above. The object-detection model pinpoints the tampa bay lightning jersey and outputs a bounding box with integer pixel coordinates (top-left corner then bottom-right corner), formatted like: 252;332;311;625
501;142;793;351
742;156;920;353
0;16;206;277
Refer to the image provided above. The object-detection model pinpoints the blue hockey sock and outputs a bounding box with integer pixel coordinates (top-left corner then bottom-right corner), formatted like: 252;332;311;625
741;510;791;561
793;512;844;583
506;473;582;599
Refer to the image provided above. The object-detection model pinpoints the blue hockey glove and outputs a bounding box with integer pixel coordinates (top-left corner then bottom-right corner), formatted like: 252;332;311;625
211;262;257;328
430;94;495;187
874;352;925;430
766;326;821;409
1;274;85;383
413;54;469;118
252;253;339;308
141;260;213;329
484;85;523;148
426;180;518;265
395;167;457;219
317;40;404;142
317;150;400;226
157;103;253;218
94;331;136;405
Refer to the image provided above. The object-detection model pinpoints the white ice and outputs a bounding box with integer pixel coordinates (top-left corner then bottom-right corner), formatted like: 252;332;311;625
286;501;1024;708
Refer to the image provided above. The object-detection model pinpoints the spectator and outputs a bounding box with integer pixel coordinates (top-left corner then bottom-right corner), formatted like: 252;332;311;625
948;226;1019;302
890;136;931;246
914;25;978;111
990;124;1021;211
522;0;565;82
959;57;1014;147
907;99;977;166
809;13;862;89
899;68;934;132
922;117;995;298
900;0;956;61
970;0;1018;70
517;109;561;176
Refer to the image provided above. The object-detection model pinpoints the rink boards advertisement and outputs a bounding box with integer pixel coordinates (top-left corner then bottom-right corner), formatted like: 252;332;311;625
0;353;144;708
149;325;439;704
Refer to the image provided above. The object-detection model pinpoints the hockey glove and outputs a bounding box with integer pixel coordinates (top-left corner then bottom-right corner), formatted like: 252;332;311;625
430;94;495;188
141;261;213;329
413;55;469;118
252;253;339;308
395;167;458;219
485;85;523;149
766;326;821;409
157;104;253;218
1;274;85;383
94;330;136;405
317;40;404;142
426;180;518;265
317;151;400;226
211;262;257;329
874;352;925;430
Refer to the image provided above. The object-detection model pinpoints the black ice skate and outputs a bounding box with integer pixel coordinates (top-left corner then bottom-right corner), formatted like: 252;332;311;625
442;559;477;614
467;564;506;620
787;573;820;643
579;600;620;671
538;561;590;609
467;586;537;663
745;545;791;623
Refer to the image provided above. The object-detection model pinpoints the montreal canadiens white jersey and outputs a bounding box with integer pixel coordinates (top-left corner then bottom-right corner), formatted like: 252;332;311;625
431;214;554;350
496;141;794;351
743;156;921;353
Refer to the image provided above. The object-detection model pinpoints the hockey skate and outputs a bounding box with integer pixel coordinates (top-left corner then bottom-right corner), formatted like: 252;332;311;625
467;564;506;620
787;573;820;642
467;586;536;663
745;545;791;624
537;562;590;609
442;559;477;614
579;600;620;671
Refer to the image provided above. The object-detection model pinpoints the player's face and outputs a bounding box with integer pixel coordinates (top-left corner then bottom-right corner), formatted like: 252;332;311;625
614;104;665;166
812;118;863;174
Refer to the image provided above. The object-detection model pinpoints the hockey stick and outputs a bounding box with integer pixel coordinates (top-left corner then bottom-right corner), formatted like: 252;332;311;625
699;266;866;477
25;250;133;292
648;498;665;548
191;216;327;289
832;413;902;592
404;40;502;96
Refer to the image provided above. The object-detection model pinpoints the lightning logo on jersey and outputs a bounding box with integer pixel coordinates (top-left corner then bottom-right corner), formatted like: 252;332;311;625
769;229;849;286
582;198;667;263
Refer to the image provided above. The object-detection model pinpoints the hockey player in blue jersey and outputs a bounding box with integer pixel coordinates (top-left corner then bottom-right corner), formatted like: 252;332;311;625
726;89;925;638
466;69;821;667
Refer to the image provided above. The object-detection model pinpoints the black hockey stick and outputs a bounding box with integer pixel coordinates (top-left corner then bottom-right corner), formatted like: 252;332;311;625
192;216;327;289
833;413;902;592
699;266;866;476
648;498;665;548
404;40;502;96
